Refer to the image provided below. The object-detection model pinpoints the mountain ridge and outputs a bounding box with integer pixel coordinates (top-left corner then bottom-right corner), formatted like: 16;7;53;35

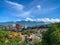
0;21;52;27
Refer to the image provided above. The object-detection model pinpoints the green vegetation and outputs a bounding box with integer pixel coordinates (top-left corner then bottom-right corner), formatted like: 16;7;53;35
0;23;60;45
42;23;60;45
0;30;25;45
22;30;37;35
0;30;40;45
0;30;9;45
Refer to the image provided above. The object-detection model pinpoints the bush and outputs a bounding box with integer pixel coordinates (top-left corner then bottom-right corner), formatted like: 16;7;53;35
42;23;60;45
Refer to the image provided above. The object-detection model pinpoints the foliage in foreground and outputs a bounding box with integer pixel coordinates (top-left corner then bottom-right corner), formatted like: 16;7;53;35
42;23;60;45
0;23;60;45
0;30;25;45
0;30;41;45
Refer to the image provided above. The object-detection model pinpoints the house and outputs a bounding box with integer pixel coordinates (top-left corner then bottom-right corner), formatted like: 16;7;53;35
16;24;22;31
0;24;23;31
28;33;42;42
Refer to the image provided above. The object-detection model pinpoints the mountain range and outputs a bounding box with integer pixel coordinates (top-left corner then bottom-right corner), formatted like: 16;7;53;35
0;21;52;27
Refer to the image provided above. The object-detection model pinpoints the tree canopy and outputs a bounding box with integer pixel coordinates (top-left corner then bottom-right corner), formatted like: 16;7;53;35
42;23;60;45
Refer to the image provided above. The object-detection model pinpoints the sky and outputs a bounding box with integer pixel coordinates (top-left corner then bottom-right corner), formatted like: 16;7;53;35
0;0;60;22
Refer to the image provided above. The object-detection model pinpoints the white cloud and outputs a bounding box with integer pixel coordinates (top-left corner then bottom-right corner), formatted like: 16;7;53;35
37;18;60;23
41;5;60;14
24;18;60;23
50;18;60;23
37;18;50;22
5;0;33;18
4;0;60;20
46;6;60;11
37;5;41;10
25;18;34;21
12;11;32;18
5;0;24;10
21;11;31;17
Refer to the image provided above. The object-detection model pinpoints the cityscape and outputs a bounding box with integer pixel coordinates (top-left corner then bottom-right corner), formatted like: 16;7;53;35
0;0;60;45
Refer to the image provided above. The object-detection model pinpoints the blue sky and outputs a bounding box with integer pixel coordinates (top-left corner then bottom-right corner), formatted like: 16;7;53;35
0;0;60;22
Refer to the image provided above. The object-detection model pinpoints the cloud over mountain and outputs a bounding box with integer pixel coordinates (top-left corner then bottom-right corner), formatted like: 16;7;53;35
24;18;60;23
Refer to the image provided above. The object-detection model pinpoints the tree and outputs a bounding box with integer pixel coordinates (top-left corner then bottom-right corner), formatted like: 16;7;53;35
0;30;9;45
42;23;60;45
